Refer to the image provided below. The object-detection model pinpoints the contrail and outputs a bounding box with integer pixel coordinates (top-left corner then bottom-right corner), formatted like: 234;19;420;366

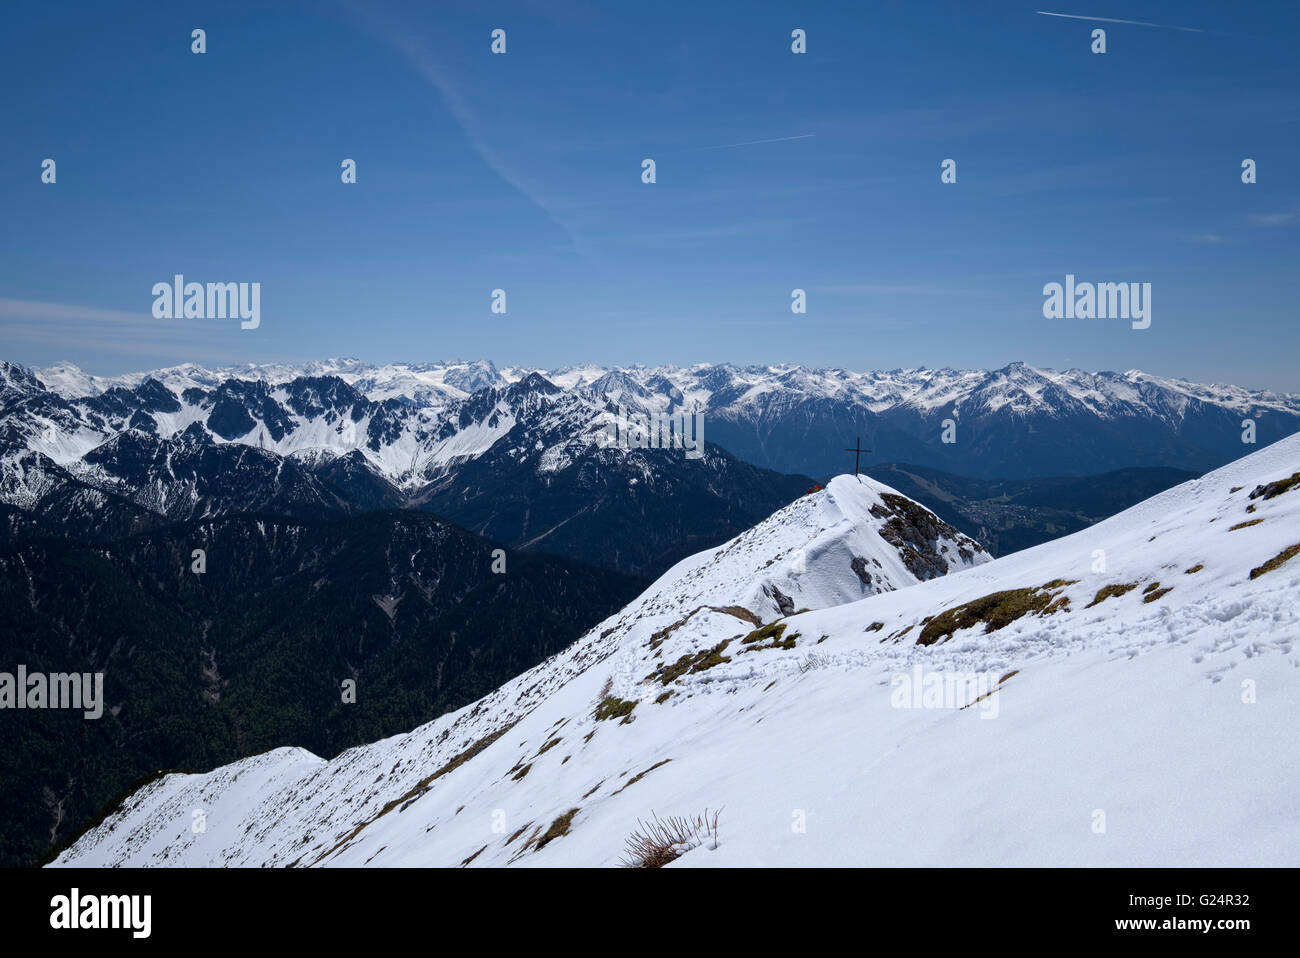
663;134;815;156
1035;11;1205;32
703;134;816;150
340;0;586;254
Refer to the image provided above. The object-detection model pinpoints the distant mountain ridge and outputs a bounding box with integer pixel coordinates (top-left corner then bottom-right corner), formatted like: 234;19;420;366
26;358;1300;480
0;360;814;578
7;355;1293;570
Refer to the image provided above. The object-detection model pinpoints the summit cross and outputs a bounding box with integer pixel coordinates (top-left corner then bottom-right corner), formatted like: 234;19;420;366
844;436;872;478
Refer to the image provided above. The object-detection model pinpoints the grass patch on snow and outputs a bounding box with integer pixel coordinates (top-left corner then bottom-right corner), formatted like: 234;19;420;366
1142;583;1174;603
917;581;1074;647
645;640;733;685
593;696;637;723
1250;543;1300;580
740;622;799;652
612;759;672;796
1086;581;1139;608
534;808;579;852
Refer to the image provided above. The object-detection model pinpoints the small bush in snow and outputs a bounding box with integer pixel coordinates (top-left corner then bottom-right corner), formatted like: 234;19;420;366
798;652;831;673
619;809;721;868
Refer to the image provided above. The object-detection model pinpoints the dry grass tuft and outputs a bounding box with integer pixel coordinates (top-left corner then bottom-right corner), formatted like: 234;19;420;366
619;809;721;868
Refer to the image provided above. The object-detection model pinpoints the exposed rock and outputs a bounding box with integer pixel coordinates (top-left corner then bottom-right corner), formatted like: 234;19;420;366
869;493;983;581
850;556;873;588
769;584;794;616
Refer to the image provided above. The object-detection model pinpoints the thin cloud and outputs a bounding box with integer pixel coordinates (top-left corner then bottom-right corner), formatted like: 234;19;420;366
660;134;815;156
699;134;816;151
0;298;251;363
1249;211;1298;226
1035;11;1207;33
817;283;946;295
340;1;584;253
608;217;814;248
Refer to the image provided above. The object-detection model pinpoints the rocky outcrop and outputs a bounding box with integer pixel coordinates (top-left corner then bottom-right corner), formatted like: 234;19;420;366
870;493;980;581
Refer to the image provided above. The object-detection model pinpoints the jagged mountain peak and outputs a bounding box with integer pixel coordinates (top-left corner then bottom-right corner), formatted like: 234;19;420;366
0;360;47;403
509;370;562;396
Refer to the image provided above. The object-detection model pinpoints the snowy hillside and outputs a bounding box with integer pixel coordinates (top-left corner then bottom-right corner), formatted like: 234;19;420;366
51;435;1300;868
480;473;989;629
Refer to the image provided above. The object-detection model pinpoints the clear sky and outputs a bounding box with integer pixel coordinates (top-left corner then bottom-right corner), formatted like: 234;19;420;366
2;0;1298;390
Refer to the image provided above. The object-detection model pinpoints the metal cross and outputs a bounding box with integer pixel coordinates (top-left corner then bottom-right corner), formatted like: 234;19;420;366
844;436;872;477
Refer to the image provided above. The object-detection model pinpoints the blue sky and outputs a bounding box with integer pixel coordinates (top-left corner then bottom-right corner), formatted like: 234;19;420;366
2;0;1298;390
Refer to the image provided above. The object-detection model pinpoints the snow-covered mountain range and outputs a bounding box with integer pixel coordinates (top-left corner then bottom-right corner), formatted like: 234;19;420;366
0;360;813;576
32;357;1299;423
51;436;1300;867
19;358;1300;482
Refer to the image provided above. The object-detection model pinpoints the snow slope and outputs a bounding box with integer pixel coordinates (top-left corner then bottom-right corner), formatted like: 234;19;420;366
499;473;989;627
51;436;1300;868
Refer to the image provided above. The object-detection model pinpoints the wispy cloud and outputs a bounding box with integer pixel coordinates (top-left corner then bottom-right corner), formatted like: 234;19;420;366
815;283;997;300
0;298;251;363
816;283;946;296
1180;233;1227;244
669;134;816;154
1035;11;1207;33
1249;211;1298;227
341;0;584;253
605;217;814;249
